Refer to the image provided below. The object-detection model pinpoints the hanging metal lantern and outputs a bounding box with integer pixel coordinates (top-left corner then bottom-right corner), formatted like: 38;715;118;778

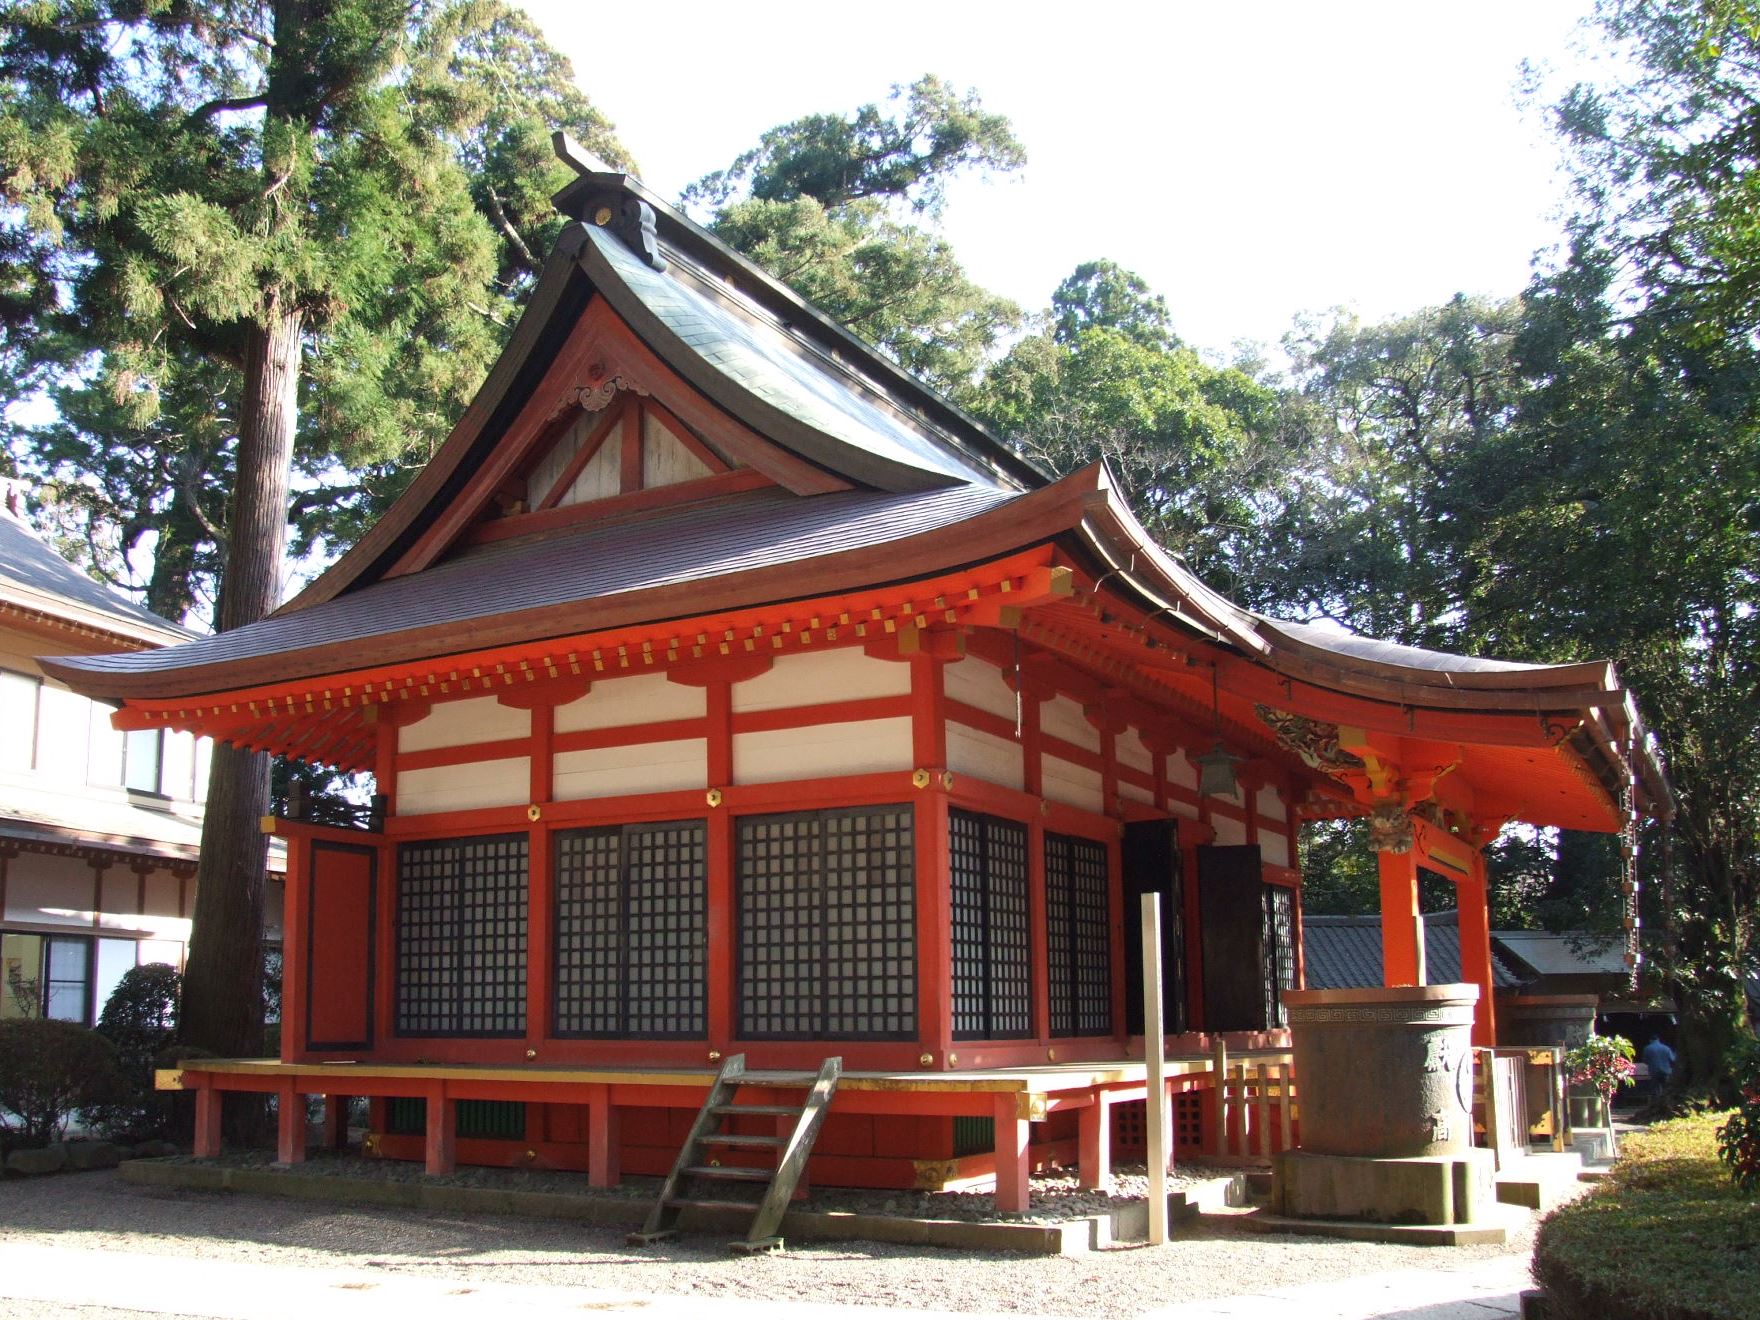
1195;740;1245;800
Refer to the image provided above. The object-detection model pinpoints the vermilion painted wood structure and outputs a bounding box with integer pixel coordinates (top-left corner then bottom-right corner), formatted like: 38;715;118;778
48;140;1668;1209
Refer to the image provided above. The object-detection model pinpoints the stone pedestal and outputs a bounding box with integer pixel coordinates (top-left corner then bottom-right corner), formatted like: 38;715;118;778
1274;984;1495;1226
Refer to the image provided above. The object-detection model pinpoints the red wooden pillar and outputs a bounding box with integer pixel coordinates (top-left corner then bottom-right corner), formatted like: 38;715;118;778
1377;848;1422;987
193;1081;222;1157
706;679;735;1054
278;831;308;1062
916;789;952;1062
1459;848;1498;1046
1078;1092;1112;1190
527;705;554;1050
992;1092;1030;1213
424;1081;455;1175
587;1083;620;1187
911;653;953;1062
276;1078;306;1164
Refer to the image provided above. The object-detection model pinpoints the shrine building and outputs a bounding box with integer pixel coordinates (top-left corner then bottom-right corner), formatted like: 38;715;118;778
40;144;1666;1210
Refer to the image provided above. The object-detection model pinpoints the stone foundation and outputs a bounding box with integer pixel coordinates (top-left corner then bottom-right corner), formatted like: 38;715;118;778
1273;1148;1494;1226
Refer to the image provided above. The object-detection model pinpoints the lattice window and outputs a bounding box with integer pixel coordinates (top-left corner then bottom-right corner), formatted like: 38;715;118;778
1262;883;1296;1028
948;810;1032;1041
396;834;527;1037
737;805;916;1040
1046;831;1114;1037
554;821;706;1038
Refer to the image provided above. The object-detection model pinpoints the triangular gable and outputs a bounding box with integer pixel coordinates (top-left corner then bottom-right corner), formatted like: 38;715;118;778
378;295;854;580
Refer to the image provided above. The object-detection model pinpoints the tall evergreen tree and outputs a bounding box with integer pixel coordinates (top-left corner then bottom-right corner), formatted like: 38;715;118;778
0;0;626;1061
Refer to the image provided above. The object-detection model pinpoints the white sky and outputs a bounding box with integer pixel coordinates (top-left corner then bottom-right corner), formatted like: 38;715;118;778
518;0;1599;357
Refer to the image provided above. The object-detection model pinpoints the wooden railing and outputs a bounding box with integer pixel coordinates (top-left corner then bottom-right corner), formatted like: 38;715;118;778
1209;1040;1296;1163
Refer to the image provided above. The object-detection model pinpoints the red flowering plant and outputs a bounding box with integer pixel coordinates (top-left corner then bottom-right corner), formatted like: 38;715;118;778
1717;1037;1760;1194
1564;1032;1638;1103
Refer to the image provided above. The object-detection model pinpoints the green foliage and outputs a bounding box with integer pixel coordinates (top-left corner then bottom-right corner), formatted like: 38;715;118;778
690;78;1022;394
0;0;629;612
1050;260;1177;349
683;75;1022;217
0;1017;125;1147
1565;1032;1639;1102
87;963;181;1141
1716;1035;1760;1191
1534;1113;1760;1320
974;310;1281;577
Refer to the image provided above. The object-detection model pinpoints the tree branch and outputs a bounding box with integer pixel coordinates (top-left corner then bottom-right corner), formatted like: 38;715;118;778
482;182;536;269
188;94;268;125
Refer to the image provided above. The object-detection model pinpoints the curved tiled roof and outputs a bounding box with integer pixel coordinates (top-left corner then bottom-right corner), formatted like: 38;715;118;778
0;508;190;645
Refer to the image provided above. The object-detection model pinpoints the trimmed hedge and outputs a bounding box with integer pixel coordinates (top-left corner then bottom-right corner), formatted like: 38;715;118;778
1534;1113;1760;1320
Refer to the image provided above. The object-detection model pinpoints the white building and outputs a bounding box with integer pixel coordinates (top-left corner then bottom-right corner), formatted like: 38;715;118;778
0;480;282;1024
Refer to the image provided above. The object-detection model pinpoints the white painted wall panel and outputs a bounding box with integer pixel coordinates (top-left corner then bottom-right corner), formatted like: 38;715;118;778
143;872;182;919
732;647;910;713
87;704;122;786
1041;694;1099;753
553;739;707;800
1211;813;1247;846
943;656;1017;721
1120;779;1155;807
1167;748;1198;790
399;696;529;752
947;724;1024;791
1169;800;1200;821
1262;832;1291;869
5;854;92;925
1257;783;1286;823
1041;754;1104;815
734;717;912;785
397;757;530;815
98;869;136;927
565;435;621;506
1117;728;1154;775
643;411;714;488
555;672;704;732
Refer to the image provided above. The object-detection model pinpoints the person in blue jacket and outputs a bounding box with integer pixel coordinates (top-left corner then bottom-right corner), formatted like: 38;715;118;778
1641;1033;1676;1099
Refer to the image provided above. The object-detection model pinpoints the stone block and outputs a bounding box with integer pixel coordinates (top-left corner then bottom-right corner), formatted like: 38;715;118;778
67;1141;123;1171
5;1144;68;1176
1272;1148;1494;1226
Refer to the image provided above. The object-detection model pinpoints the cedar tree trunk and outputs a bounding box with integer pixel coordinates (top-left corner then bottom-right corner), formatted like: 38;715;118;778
178;297;302;1060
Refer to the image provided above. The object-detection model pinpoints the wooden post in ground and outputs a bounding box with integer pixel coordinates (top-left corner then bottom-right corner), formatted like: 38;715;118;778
1142;892;1168;1246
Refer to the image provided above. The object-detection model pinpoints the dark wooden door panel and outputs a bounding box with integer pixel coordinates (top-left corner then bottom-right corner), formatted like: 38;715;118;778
1198;844;1265;1032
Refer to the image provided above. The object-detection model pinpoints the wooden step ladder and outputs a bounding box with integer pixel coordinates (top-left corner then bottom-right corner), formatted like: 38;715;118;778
629;1053;841;1253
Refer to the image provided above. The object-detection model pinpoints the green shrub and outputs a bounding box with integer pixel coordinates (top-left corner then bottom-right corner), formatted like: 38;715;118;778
1534;1113;1760;1320
0;1018;126;1147
1717;1036;1760;1192
86;963;181;1141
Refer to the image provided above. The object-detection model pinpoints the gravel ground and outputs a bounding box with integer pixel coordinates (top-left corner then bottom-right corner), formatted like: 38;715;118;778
0;1166;1539;1318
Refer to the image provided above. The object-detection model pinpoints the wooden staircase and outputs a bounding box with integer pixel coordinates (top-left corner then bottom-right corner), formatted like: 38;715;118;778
629;1053;841;1253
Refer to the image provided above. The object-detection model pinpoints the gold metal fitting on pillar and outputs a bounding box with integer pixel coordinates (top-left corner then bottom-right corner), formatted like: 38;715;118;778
525;1048;537;1060
706;788;723;808
526;804;542;822
912;768;932;789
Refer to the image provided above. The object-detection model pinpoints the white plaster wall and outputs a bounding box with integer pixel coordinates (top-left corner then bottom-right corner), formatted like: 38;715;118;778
1256;783;1286;823
732;647;910;713
947;724;1023;791
96;869;137;930
1119;779;1155;807
734;717;913;785
161;731;197;801
555;672;704;732
1040;694;1100;754
1169;799;1200;822
943;655;1017;721
87;704;123;786
1042;754;1104;815
143;872;182;919
1167;748;1198;790
397;756;530;815
1211;813;1247;846
1262;832;1291;869
1117;728;1155;776
553;738;707;799
399;696;530;752
5;854;94;926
